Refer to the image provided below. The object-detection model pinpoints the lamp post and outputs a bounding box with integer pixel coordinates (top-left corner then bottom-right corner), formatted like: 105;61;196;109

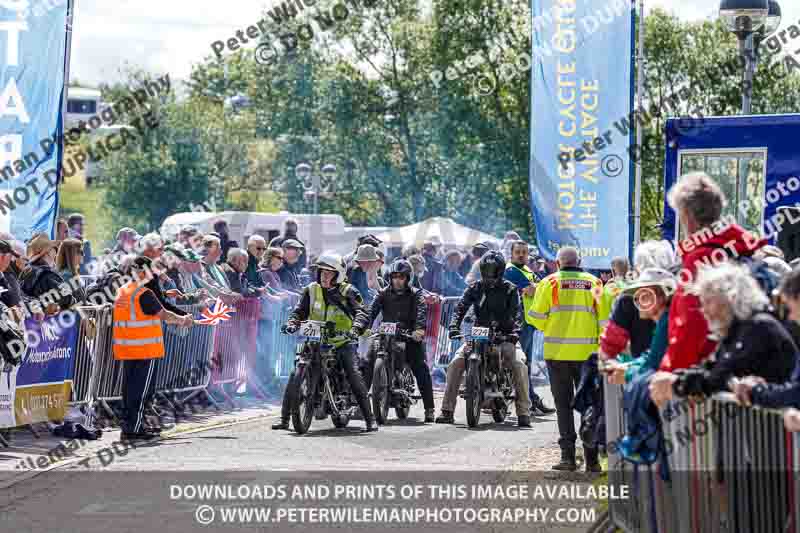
718;0;776;114
297;162;337;215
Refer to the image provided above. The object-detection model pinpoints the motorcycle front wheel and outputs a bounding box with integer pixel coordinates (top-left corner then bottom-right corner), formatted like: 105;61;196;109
290;366;314;434
465;359;483;428
372;357;391;425
332;414;350;428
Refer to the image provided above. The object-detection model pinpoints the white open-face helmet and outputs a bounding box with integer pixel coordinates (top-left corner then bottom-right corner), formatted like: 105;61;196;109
315;252;346;284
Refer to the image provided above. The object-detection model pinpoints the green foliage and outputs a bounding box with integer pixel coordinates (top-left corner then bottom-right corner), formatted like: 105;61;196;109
97;5;800;248
636;10;800;239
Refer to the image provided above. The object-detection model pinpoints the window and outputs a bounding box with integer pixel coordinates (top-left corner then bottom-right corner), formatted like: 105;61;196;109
67;99;97;114
677;149;766;240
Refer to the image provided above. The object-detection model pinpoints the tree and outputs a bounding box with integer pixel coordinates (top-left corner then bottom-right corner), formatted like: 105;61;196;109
635;10;800;240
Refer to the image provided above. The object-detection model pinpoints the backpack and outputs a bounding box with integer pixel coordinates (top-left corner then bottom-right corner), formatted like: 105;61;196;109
706;243;780;299
85;269;124;304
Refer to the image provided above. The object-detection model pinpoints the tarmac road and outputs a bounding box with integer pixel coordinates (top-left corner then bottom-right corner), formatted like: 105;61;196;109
2;388;601;533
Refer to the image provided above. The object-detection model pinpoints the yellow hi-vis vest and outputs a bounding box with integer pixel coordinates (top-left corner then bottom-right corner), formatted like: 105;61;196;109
112;281;165;360
527;269;606;361
308;282;354;348
600;278;627;329
506;263;537;326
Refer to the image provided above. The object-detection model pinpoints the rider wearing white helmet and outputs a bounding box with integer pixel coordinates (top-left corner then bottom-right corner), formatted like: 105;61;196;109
273;252;378;432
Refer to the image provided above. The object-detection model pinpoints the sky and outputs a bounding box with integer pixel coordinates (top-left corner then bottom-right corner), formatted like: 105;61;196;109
69;0;800;89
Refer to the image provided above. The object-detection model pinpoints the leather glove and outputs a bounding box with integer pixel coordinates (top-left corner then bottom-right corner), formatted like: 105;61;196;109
350;327;364;338
282;324;298;335
448;328;460;340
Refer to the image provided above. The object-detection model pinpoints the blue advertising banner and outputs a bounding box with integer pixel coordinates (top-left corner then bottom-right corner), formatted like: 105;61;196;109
0;0;72;240
530;0;634;269
0;315;78;428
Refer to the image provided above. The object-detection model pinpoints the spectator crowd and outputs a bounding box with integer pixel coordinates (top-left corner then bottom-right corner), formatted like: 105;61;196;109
598;172;800;471
6;171;800;452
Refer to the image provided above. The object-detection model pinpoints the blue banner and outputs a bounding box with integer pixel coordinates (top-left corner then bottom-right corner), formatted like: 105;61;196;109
0;1;71;240
530;0;633;269
0;315;79;428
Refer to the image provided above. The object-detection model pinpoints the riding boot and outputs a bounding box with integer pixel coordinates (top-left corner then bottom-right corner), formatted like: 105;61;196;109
358;396;378;432
424;408;435;423
584;446;602;473
435;410;454;424
552;446;577;471
271;418;290;430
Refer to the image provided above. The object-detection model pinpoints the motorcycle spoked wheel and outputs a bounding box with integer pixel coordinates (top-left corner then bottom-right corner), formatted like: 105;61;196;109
492;398;508;423
372;357;391;425
290;366;314;435
394;365;415;419
329;372;352;429
493;369;515;423
331;413;350;428
465;359;483;428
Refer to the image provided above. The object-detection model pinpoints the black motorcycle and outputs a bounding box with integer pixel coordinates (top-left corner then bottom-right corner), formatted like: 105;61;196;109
457;322;516;428
285;320;358;434
369;322;420;425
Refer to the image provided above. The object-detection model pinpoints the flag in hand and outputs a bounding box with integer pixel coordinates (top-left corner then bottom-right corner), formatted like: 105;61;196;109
197;298;235;325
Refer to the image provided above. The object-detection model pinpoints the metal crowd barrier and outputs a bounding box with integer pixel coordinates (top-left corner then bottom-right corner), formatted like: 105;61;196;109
154;303;216;396
605;380;800;533
92;302;218;420
68;305;111;411
432;297;460;369
255;297;298;383
209;297;264;404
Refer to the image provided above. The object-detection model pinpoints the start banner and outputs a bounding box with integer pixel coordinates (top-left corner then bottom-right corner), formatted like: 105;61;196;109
0;315;78;428
0;0;72;240
529;0;634;268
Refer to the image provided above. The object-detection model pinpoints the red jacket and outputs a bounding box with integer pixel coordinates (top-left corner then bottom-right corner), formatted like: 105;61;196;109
659;223;767;372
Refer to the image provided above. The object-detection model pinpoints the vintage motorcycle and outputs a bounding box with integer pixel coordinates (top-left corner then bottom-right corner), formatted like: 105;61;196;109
369;322;419;425
286;320;359;434
457;321;517;428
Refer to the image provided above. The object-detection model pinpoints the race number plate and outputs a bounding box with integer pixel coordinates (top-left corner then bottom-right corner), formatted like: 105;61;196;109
378;322;398;335
300;321;324;340
471;327;490;340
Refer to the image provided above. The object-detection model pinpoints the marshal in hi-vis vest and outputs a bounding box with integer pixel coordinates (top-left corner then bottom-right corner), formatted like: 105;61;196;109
112;281;165;360
308;282;354;348
506;263;537;326
527;269;607;362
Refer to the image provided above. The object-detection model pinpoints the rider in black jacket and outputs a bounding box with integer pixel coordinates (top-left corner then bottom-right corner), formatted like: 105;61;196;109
352;259;436;423
435;251;532;427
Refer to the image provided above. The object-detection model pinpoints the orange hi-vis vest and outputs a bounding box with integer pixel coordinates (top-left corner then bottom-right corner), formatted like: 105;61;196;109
112;281;165;360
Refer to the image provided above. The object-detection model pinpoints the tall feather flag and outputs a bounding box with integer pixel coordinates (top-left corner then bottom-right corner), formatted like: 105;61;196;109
197;298;235;325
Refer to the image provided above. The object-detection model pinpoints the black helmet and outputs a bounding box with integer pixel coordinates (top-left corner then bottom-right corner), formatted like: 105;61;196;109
480;251;506;287
389;259;413;287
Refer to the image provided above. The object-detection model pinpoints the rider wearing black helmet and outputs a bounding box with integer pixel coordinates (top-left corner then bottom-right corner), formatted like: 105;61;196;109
352;259;436;423
434;251;532;427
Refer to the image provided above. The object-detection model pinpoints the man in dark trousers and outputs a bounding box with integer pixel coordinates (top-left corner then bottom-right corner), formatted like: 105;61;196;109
113;257;197;440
